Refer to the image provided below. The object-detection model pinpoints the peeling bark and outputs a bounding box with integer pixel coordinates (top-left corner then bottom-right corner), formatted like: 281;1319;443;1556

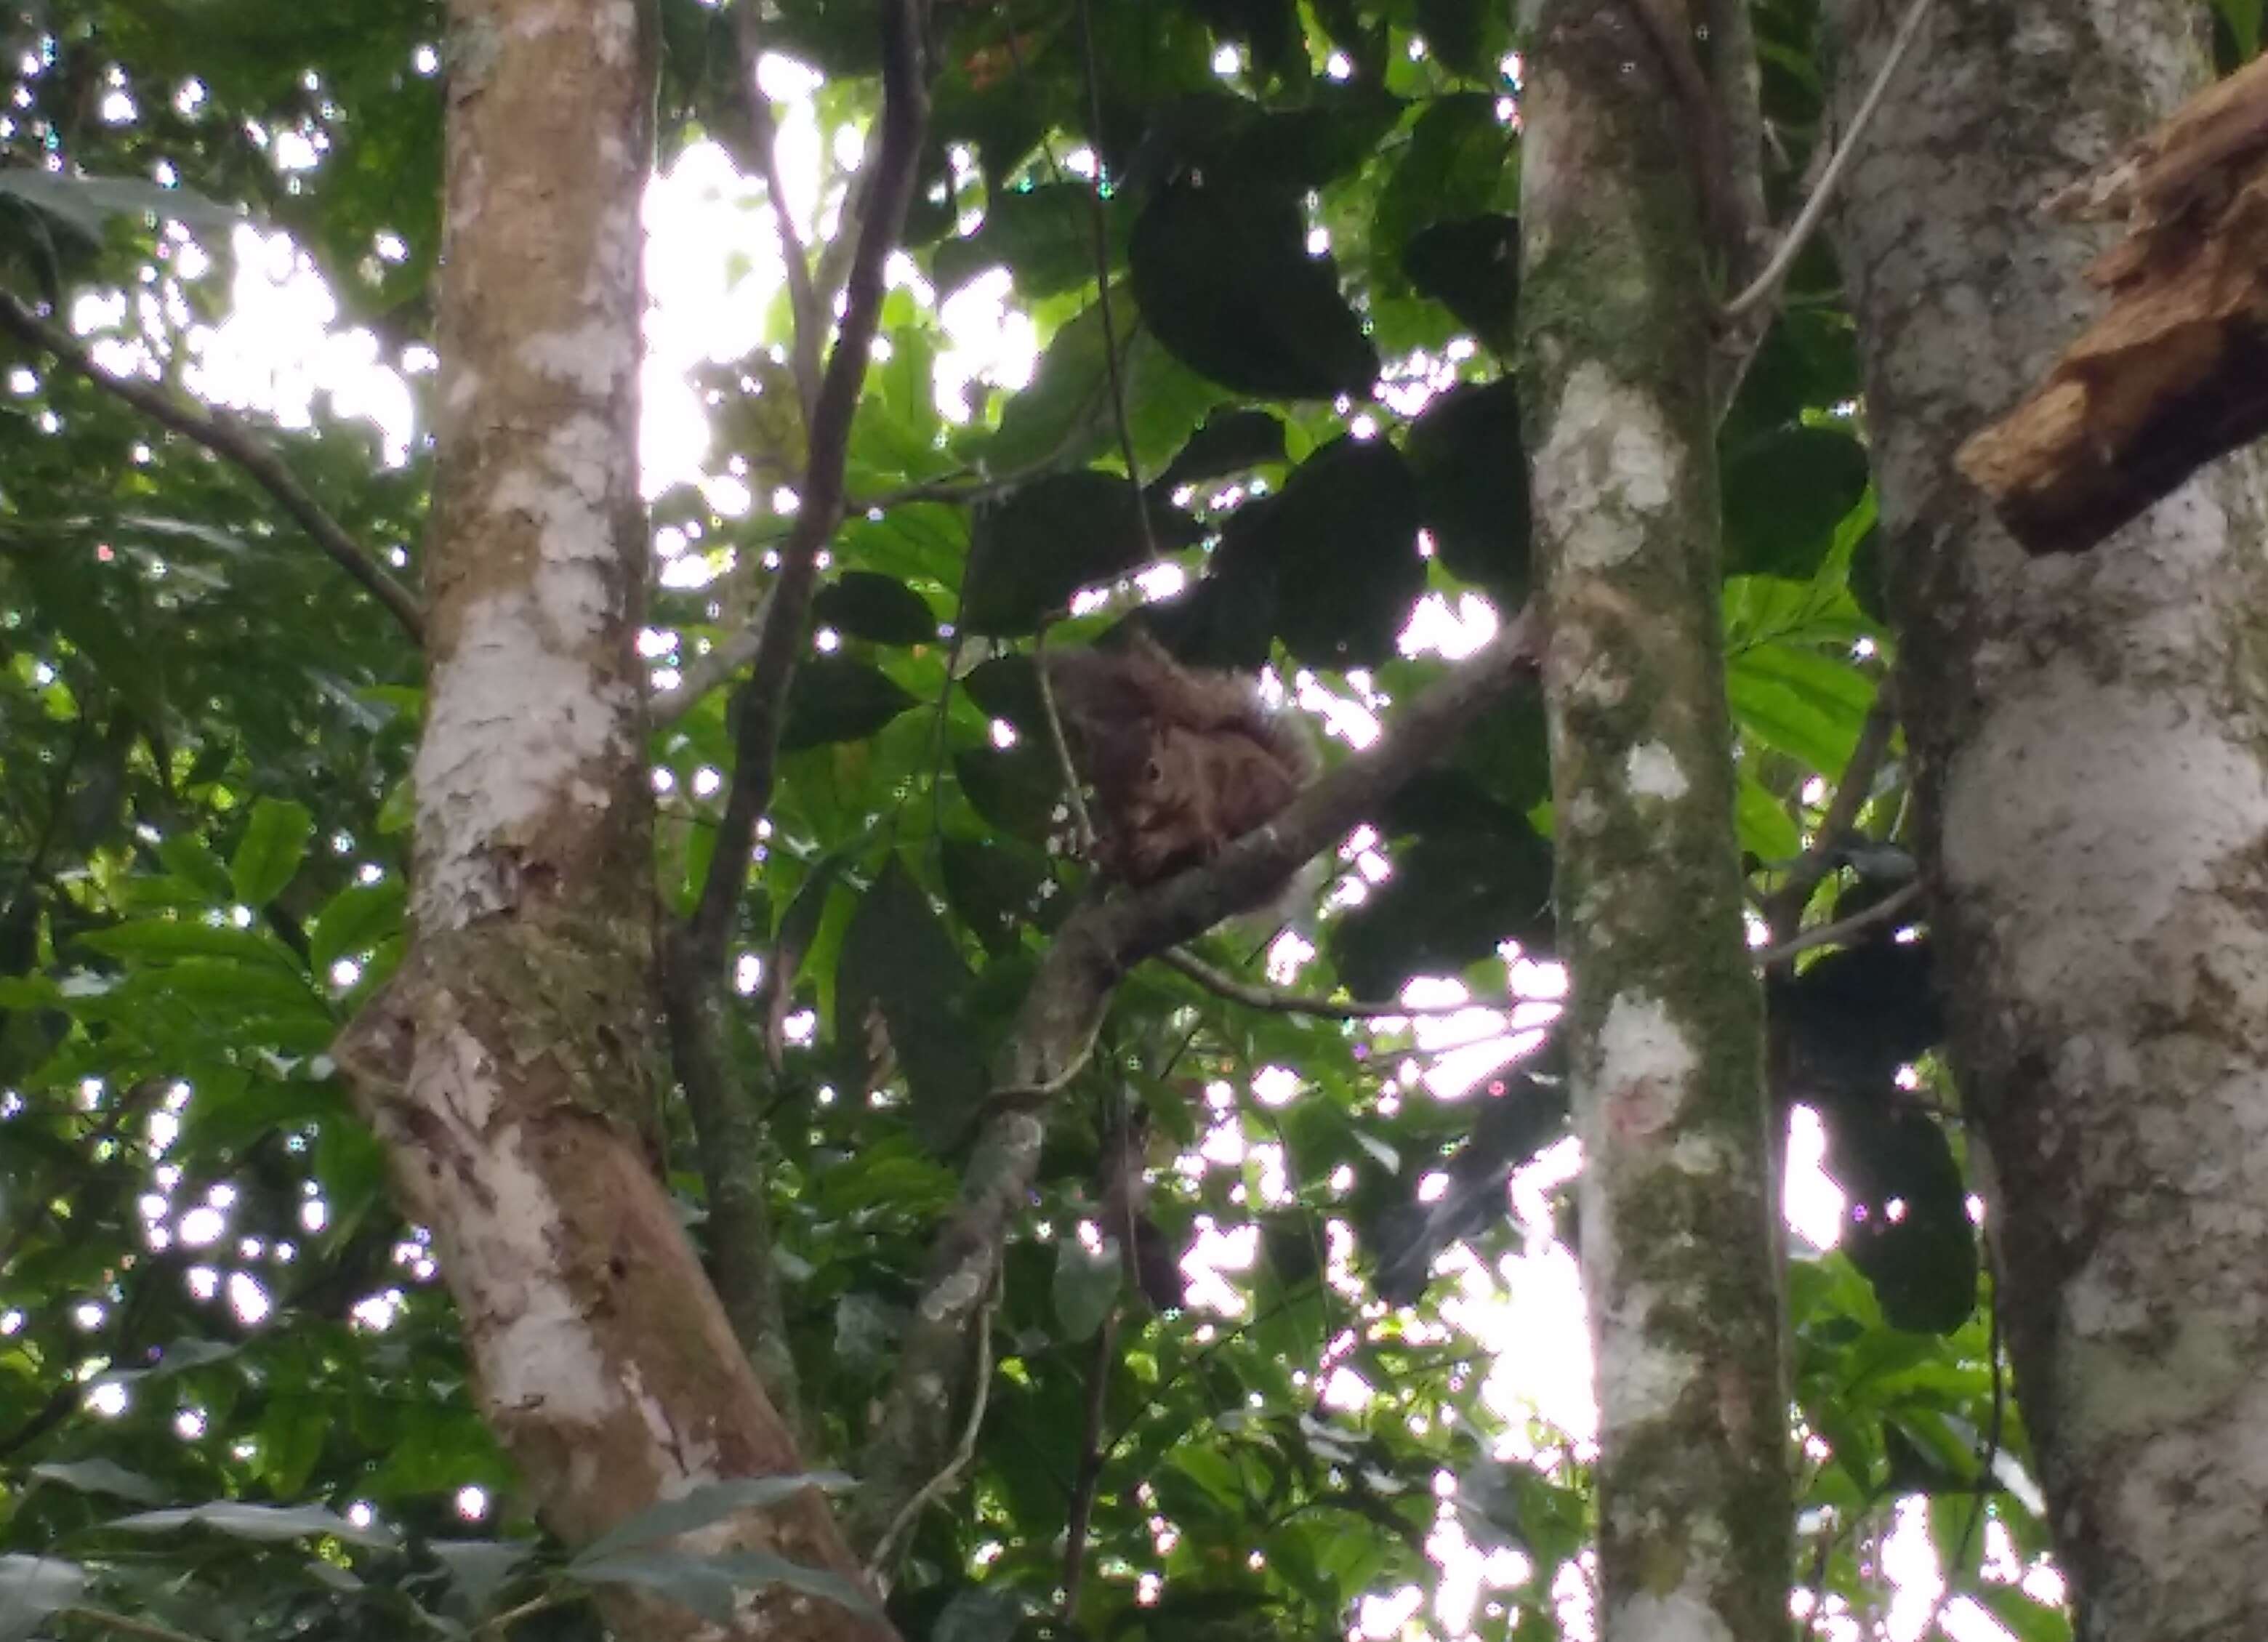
1827;3;2268;1635
331;3;890;1636
1956;52;2268;554
1516;7;1788;1638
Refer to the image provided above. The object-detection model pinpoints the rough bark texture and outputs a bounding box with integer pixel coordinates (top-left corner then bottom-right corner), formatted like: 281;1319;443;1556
1826;4;2268;1636
1516;7;1788;1639
331;3;888;1637
1956;52;2268;555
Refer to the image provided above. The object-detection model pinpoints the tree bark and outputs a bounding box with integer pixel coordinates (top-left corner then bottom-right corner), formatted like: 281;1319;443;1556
331;2;888;1636
1827;4;2268;1636
1516;7;1789;1640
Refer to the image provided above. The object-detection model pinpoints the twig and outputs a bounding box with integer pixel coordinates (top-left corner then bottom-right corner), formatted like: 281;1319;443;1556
1073;0;1157;566
736;0;824;422
1753;880;1921;967
1033;621;1096;850
848;612;1545;1555
649;588;774;726
1058;1307;1117;1623
862;1276;995;1592
473;1592;571;1639
686;0;933;967
1155;946;1508;1020
1918;1284;2007;1639
1764;686;1899;938
1719;0;1938;323
0;289;424;642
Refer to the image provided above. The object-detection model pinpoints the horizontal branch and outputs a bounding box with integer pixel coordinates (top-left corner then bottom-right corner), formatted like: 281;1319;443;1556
0;288;425;643
1755;880;1921;967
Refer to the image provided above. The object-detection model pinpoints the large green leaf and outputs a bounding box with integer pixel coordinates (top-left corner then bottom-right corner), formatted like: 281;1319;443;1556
1129;177;1378;401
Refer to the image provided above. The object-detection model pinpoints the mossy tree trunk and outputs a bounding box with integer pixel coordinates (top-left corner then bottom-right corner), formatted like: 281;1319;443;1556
1828;3;2268;1635
331;2;890;1635
1517;5;1790;1637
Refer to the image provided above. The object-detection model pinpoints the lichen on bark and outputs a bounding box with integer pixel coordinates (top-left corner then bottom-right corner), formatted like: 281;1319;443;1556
1517;4;1788;1638
1827;1;2268;1635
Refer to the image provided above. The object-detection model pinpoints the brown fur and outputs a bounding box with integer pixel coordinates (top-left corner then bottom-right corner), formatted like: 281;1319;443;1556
1045;630;1316;889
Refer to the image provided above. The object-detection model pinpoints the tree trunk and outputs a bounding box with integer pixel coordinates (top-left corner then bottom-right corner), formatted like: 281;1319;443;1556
1827;4;2268;1635
331;2;888;1636
1517;7;1790;1638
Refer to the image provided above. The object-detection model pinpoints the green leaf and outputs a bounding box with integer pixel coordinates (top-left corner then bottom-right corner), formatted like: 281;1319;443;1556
1415;0;1508;78
811;572;938;647
836;856;989;1143
986;294;1224;474
1374;95;1515;283
79;917;302;970
109;1501;398;1550
1053;1233;1123;1341
1405;377;1528;599
0;1556;87;1642
574;1475;855;1563
28;1459;166;1505
1220;435;1425;667
0;170;239;240
1736;770;1802;865
574;1547;879;1623
779;656;921;752
1157;409;1289;491
963;470;1200;636
307;878;407;973
1130;177;1379;401
932;182;1125;299
1401;214;1521;353
230;797;315;908
428;1541;536;1615
1723;424;1870;580
1726;643;1874;776
156;835;237;903
2219;0;2262;60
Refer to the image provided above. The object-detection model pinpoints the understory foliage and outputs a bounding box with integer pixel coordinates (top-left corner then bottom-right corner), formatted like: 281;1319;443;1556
6;0;2254;1637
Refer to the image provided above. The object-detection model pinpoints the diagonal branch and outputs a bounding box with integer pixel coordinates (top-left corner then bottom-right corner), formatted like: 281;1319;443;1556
0;287;424;643
1762;684;1899;939
846;609;1542;1564
1717;0;1937;323
736;0;825;423
686;0;934;970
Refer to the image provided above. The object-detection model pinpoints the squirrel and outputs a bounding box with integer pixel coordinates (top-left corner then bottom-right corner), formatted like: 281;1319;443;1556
1044;629;1318;892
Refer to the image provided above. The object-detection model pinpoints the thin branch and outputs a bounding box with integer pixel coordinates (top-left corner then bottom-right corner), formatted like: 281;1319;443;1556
1073;0;1157;566
0;289;424;643
736;0;824;422
1155;946;1510;1020
1058;1308;1117;1623
1764;685;1899;938
686;0;933;968
650;588;774;726
849;612;1543;1561
1705;0;1773;282
1718;0;1938;323
862;1277;995;1593
1753;880;1921;967
1033;622;1097;851
1624;0;1740;261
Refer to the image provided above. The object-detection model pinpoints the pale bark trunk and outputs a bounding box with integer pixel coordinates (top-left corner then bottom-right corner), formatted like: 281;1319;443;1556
331;2;888;1636
1518;7;1789;1638
1828;4;2268;1635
